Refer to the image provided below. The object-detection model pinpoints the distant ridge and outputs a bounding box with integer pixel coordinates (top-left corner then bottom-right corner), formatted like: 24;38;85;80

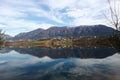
4;34;13;40
7;25;115;41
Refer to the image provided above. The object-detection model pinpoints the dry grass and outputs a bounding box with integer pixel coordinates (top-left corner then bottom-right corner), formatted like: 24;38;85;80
5;37;112;48
5;39;72;47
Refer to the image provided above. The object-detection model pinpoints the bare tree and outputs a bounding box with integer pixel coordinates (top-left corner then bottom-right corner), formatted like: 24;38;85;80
104;0;120;49
104;0;120;31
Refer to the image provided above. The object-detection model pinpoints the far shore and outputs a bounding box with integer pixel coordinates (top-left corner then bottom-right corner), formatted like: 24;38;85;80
4;37;113;48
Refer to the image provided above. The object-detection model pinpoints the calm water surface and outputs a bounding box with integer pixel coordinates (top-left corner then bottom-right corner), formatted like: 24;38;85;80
0;47;120;80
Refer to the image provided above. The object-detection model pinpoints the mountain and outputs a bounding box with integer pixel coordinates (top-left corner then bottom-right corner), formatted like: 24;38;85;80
9;25;115;41
4;34;13;40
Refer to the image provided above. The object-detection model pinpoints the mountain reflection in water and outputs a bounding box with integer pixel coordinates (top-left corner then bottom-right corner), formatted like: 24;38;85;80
0;47;120;80
0;47;117;59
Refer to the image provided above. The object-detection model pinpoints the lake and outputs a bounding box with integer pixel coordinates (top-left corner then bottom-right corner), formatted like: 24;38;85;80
0;46;120;80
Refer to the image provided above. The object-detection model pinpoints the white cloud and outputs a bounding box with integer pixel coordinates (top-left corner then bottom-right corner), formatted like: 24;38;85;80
0;6;25;18
1;19;54;36
0;0;63;36
38;56;53;62
0;0;120;36
0;60;6;64
47;0;76;10
0;50;53;68
0;24;6;28
0;15;54;36
5;19;52;29
73;18;107;26
65;8;90;18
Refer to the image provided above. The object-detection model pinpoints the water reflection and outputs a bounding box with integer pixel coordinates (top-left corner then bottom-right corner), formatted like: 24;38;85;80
0;47;120;80
0;46;117;59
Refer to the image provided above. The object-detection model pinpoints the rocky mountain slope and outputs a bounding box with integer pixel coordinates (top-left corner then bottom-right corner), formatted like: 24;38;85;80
8;25;115;41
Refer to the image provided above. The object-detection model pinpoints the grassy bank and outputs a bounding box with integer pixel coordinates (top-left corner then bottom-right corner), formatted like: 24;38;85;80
5;39;72;47
73;37;112;47
5;37;113;48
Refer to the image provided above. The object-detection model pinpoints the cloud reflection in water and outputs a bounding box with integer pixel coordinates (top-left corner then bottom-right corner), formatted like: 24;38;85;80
0;47;119;80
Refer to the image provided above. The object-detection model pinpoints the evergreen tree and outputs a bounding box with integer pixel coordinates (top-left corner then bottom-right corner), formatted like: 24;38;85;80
0;29;4;45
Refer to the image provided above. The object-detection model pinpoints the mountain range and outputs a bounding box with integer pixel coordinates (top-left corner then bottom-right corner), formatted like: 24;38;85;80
3;34;13;41
5;25;115;41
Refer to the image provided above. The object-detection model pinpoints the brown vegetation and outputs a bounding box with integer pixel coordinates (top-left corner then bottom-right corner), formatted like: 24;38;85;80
73;37;112;48
5;37;113;48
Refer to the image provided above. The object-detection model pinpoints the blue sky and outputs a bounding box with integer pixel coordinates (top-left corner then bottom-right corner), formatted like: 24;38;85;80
0;0;119;36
